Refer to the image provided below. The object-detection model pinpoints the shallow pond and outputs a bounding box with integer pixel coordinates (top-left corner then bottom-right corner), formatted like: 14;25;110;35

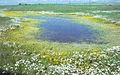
26;16;98;43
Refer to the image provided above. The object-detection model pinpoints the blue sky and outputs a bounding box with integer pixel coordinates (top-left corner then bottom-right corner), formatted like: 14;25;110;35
0;0;120;5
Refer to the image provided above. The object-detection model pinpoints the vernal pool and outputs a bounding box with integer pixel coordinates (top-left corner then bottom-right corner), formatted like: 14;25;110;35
26;16;99;43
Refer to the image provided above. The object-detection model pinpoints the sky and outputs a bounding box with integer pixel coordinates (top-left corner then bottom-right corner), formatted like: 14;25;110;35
0;0;120;5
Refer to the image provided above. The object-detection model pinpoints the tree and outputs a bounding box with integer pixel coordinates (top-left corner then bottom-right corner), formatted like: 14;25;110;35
19;3;22;5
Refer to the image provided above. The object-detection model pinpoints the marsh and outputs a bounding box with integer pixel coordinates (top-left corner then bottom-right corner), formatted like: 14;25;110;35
0;3;120;75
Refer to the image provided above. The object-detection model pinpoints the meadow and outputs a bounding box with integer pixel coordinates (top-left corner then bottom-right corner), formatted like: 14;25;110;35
3;4;120;24
0;4;120;75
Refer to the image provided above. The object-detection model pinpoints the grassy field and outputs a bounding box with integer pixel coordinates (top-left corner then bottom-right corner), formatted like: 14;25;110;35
3;4;120;12
0;4;120;75
0;17;12;30
1;4;120;24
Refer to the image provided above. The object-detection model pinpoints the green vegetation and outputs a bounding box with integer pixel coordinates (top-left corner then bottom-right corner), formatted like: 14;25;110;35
4;4;120;12
2;4;119;24
0;17;12;30
0;4;120;75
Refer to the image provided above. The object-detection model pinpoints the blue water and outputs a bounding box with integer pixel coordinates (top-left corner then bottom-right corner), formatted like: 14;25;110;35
26;16;98;43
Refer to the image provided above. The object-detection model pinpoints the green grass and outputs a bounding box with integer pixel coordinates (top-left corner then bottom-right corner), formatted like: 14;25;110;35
0;17;12;30
1;4;119;24
0;17;11;25
3;4;120;12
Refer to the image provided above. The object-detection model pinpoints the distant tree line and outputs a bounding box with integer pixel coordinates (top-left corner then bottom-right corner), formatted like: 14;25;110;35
18;3;31;5
18;3;41;5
